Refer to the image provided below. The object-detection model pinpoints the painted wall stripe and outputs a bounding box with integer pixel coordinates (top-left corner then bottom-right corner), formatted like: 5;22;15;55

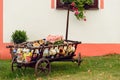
51;0;55;9
100;0;104;9
0;0;11;60
76;44;120;57
0;0;3;44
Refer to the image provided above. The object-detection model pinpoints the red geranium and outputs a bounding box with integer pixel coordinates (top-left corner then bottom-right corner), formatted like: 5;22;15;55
63;0;92;21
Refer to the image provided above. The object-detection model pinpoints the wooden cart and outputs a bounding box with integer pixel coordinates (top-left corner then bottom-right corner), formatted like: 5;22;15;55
6;2;83;76
7;40;82;76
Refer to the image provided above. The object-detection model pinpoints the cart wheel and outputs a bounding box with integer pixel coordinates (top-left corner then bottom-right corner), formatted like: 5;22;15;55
11;56;18;71
35;58;51;76
11;57;26;72
78;53;82;66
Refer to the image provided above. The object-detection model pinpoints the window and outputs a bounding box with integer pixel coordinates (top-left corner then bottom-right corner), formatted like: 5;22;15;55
56;0;99;10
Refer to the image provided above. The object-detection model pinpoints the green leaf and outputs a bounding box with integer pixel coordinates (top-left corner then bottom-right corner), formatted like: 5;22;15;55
11;30;28;44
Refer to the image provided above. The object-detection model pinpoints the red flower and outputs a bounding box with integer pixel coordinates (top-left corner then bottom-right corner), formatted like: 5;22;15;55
75;8;78;11
72;7;75;11
84;18;87;21
74;7;78;11
75;10;79;15
71;2;75;7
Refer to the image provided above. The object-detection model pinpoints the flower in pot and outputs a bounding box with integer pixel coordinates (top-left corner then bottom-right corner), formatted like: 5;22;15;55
11;30;28;44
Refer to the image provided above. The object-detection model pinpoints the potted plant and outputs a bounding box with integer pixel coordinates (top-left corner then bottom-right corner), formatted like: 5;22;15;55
11;30;28;44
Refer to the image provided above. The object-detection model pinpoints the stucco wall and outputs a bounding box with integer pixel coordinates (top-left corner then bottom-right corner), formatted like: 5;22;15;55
3;0;120;43
1;0;120;59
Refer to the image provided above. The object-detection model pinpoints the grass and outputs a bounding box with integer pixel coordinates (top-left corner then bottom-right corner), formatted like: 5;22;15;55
0;54;120;80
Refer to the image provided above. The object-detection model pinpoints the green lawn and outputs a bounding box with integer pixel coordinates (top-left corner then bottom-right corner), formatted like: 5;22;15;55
0;54;120;80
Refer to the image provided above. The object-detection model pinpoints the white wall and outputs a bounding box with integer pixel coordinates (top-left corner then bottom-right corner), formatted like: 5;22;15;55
3;0;120;43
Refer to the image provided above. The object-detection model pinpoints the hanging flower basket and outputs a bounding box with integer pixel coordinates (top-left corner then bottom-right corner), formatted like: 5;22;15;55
63;0;93;21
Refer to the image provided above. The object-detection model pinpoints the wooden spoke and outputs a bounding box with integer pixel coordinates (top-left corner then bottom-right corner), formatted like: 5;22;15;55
78;53;82;66
35;58;51;76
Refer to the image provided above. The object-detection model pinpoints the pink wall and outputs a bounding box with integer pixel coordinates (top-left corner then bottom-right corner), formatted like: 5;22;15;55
0;0;11;59
75;44;120;56
1;43;120;60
